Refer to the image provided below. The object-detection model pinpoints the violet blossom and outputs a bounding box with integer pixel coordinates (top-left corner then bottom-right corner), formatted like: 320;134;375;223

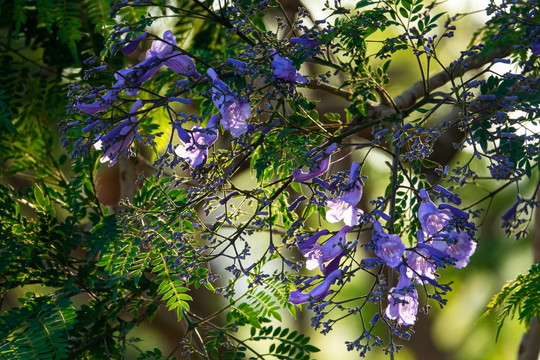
207;68;250;138
289;269;342;305
372;221;405;268
385;267;418;326
444;231;476;269
94;99;143;166
116;31;200;96
121;32;149;55
405;248;437;282
292;156;330;182
77;30;201;112
75;79;125;114
290;37;319;48
145;30;201;79
300;226;353;275
418;189;451;239
326;162;363;226
271;54;308;84
175;115;219;167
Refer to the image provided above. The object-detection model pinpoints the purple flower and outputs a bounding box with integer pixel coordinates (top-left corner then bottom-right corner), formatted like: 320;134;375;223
75;79;125;114
292;156;330;182
326;199;362;226
445;231;476;269
439;203;469;219
326;162;363;226
298;229;330;253
145;30;200;78
418;189;451;238
94;99;143;165
271;54;308;84
290;37;319;48
372;221;405;268
289;269;342;305
162;51;201;78
385;268;418;326
175;115;219;167
118;30;200;96
300;225;352;274
77;30;200;113
207;68;250;138
122;32;148;55
531;42;540;56
405;248;437;282
501;200;519;223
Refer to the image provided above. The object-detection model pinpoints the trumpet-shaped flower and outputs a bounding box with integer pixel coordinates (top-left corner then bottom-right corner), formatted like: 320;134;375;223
405;248;437;282
289;269;342;305
372;221;405;268
418;189;451;239
292;156;330;182
272;54;308;84
146;30;201;79
76;31;199;113
300;226;353;274
375;234;405;269
122;32;149;55
326;162;363;226
175;115;219;167
94;99;143;166
207;68;250;138
385;269;419;326
444;231;476;269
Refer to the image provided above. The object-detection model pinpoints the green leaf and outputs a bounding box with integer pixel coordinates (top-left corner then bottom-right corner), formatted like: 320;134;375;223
399;7;409;18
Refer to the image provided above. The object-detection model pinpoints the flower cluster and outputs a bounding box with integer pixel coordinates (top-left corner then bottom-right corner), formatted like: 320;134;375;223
289;177;477;330
67;28;315;169
289;159;365;304
383;189;477;325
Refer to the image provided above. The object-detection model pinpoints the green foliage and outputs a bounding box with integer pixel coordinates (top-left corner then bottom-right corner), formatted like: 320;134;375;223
484;262;540;339
0;90;16;136
0;295;77;360
206;321;320;360
85;0;116;33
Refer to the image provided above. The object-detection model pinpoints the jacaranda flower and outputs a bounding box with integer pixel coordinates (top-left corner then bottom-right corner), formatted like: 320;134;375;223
326;162;363;226
145;30;201;79
75;79;125;114
418;189;451;239
94;99;143;166
292;156;330;182
372;221;405;268
207;68;250;138
175;115;219;167
385;266;418;326
122;32;149;55
272;54;308;84
444;231;476;269
405;248;437;282
289;269;342;305
300;226;353;274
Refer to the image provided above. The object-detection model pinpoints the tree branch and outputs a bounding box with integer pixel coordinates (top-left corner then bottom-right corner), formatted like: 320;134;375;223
365;44;512;122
